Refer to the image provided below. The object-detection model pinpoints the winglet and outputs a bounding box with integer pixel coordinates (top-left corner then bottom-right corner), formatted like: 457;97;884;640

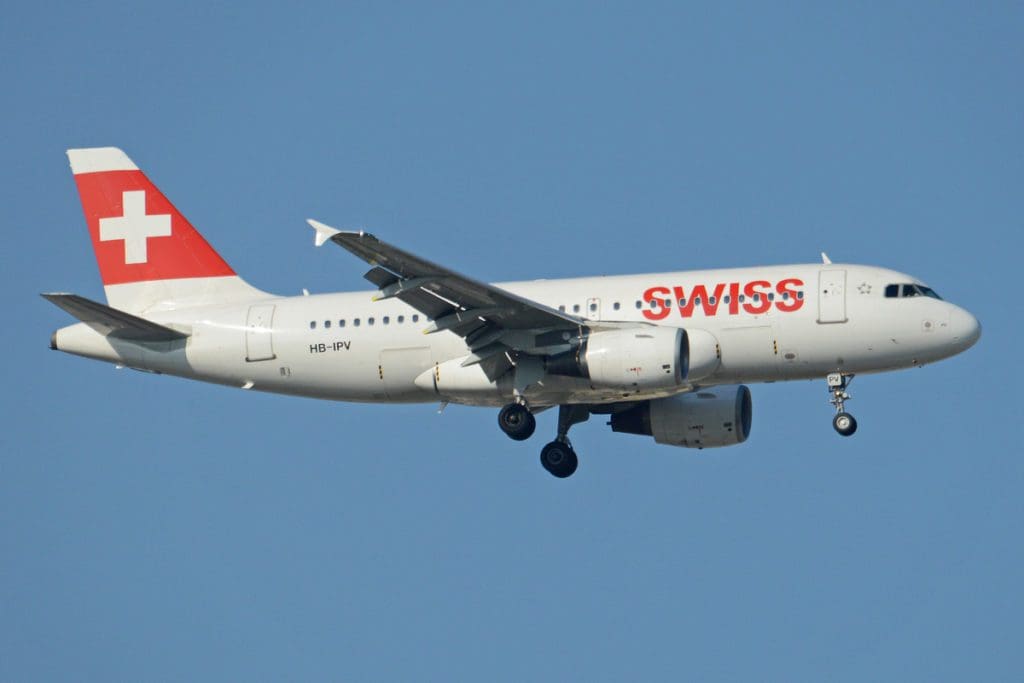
308;219;341;247
821;252;832;265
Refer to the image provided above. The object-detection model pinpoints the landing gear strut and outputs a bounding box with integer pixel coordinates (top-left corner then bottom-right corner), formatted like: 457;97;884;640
498;402;536;441
540;405;589;478
827;372;858;437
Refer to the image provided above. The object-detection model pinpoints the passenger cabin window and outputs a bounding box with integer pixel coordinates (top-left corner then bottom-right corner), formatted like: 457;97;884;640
412;314;420;323
397;315;404;323
383;316;390;325
339;320;346;327
324;320;331;329
354;318;360;326
310;321;316;329
573;304;580;313
613;302;621;311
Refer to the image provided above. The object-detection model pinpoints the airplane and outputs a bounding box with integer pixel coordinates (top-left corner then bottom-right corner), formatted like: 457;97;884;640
45;147;982;478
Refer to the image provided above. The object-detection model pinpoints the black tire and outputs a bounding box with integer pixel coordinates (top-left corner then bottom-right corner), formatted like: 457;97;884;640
498;403;536;441
540;441;579;478
833;412;858;437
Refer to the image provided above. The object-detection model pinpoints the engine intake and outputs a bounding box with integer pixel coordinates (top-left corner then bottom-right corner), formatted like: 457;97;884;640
610;385;752;448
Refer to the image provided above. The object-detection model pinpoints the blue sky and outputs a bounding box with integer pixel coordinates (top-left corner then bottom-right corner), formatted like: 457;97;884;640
2;2;1020;680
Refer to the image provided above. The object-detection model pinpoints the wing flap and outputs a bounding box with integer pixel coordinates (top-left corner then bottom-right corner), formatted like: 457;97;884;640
396;288;457;320
364;266;399;289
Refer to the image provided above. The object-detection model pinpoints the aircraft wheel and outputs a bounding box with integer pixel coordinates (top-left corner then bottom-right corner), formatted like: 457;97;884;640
540;441;578;478
833;412;858;437
498;403;536;441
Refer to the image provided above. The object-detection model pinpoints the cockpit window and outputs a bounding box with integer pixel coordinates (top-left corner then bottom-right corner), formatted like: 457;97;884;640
885;283;942;300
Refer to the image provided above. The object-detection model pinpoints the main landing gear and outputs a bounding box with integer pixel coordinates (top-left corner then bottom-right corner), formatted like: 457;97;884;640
498;402;536;441
540;405;589;478
497;402;589;478
827;372;858;437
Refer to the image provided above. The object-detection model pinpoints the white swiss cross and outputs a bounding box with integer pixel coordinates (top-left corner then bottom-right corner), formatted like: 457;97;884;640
99;190;172;264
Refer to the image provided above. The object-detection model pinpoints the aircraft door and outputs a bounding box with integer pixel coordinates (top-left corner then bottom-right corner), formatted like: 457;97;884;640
245;304;276;361
817;270;848;324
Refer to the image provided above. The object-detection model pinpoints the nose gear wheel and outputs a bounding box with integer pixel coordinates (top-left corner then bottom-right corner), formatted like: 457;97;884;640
826;373;858;437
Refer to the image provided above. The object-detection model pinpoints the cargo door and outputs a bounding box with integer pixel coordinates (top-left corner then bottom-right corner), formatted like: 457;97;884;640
379;347;433;399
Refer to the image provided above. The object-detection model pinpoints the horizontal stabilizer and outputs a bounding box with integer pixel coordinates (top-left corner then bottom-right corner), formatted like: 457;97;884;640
42;293;189;342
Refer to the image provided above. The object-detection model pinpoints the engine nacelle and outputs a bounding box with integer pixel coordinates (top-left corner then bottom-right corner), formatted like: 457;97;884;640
546;327;720;391
610;384;752;448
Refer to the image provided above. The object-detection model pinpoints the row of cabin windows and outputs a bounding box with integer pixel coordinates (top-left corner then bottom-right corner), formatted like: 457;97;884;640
310;289;811;328
555;291;803;313
310;313;421;330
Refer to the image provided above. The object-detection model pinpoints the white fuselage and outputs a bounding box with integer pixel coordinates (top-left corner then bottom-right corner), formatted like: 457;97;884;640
52;263;980;407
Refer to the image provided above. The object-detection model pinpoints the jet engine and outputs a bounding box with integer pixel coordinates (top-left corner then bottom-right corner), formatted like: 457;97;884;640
609;384;752;448
546;327;720;391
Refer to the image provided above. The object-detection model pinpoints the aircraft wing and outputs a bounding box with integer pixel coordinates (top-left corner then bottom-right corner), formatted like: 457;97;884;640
309;220;584;378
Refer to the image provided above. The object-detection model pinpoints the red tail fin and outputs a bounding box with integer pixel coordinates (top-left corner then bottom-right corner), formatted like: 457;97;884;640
67;148;265;313
69;147;236;285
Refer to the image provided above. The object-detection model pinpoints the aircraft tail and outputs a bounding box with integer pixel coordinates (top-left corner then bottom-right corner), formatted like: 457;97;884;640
67;147;267;313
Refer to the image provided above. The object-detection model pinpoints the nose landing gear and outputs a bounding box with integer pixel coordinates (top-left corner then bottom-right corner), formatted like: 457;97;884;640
833;411;857;436
827;373;858;436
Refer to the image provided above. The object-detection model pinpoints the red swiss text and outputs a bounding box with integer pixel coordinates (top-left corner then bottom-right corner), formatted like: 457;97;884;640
641;278;805;320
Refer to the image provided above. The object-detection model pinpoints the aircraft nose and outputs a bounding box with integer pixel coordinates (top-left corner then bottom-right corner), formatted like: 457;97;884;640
950;307;981;350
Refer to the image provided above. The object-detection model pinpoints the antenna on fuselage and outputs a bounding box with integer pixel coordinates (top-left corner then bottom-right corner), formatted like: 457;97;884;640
821;252;832;265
